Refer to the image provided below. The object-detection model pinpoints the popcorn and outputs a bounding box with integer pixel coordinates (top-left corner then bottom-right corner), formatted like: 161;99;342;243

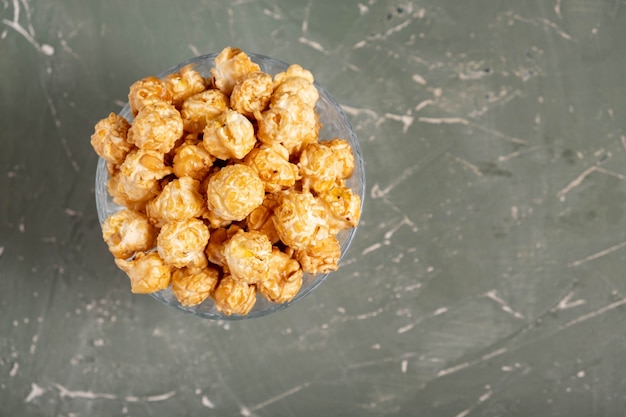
146;176;205;227
223;230;272;284
180;89;229;133
115;252;172;294
102;208;156;259
211;47;261;95
128;76;172;116
164;64;207;108
203;109;256;160
157;218;210;268
94;47;361;316
90;113;132;165
171;266;219;306
257;248;303;303
212;275;257;316
127;102;183;153
243;144;299;193
206;164;265;221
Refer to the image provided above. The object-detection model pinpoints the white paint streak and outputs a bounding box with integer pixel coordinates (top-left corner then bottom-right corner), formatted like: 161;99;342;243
419;116;527;144
401;359;408;373
564;298;626;328
485;290;525;319
437;348;507;378
385;112;414;133
412;73;427;85
54;384;117;400
248;383;310;412
553;291;586;310
9;362;18;377
568;240;626;267
453;156;483;177
370;162;422;199
557;166;626;201
187;43;200;56
341;104;378;119
433;307;448;316
362;242;383;255
201;395;215;408
415;99;434;112
298;37;328;54
24;383;45;403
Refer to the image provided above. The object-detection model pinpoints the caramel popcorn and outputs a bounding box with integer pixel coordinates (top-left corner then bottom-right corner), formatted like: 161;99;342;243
203;109;256;160
94;46;362;316
294;235;341;275
128;76;172;116
211;47;261;95
90;113;132;165
171;266;219;306
127;102;183;153
102;209;156;259
223;230;272;284
206;164;264;221
164;64;207;108
180;89;229;133
273;190;330;250
213;275;257;316
230;71;273;118
257;248;303;303
115;251;172;294
256;93;319;156
157;218;210;268
146;176;205;227
172;141;214;180
243;144;299;193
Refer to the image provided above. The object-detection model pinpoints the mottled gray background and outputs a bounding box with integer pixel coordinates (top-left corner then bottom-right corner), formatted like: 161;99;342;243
2;0;626;416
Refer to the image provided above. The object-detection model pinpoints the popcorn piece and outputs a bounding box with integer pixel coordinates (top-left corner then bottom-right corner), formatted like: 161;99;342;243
230;71;273;118
223;230;272;284
246;193;281;244
172;141;214;180
256;94;319;156
273;190;330;250
146;176;205;227
108;149;172;209
164;64;207;108
272;64;318;108
90;113;133;165
128;76;172;116
298;139;353;193
128;102;183;153
212;275;257;316
180;89;229;133
115;251;172;294
102;209;156;259
318;184;362;234
203;109;256;160
206;164;265;221
205;225;242;268
211;47;261;95
157;218;210;268
257;248;303;303
294;235;340;275
244;144;299;193
171;266;219;306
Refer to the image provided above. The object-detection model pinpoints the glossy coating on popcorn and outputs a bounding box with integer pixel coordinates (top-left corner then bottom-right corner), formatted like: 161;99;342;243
206;164;265;221
204;226;241;268
146;176;205;227
171;266;219;306
180;89;229;134
230;71;273;118
211;47;261;95
128;76;172;116
273;190;330;250
90;113;132;165
246;193;281;244
223;230;272;284
115;251;172;294
272;64;318;108
108;149;172;208
294;235;341;275
127;102;183;154
212;275;257;316
203;109;256;160
102;209;156;259
299;139;354;193
257;248;303;303
318;185;362;234
157;218;210;268
244;144;299;193
172;141;214;180
164;64;207;108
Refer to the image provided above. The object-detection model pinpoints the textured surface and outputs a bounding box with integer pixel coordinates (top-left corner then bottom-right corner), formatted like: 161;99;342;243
2;0;626;416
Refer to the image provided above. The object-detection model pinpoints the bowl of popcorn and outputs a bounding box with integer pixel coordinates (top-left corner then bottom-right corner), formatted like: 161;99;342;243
93;47;364;319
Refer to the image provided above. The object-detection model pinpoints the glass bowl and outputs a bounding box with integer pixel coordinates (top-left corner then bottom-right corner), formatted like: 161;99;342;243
95;52;365;320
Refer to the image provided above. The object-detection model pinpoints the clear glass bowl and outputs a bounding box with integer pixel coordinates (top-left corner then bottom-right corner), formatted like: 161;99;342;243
95;52;365;320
